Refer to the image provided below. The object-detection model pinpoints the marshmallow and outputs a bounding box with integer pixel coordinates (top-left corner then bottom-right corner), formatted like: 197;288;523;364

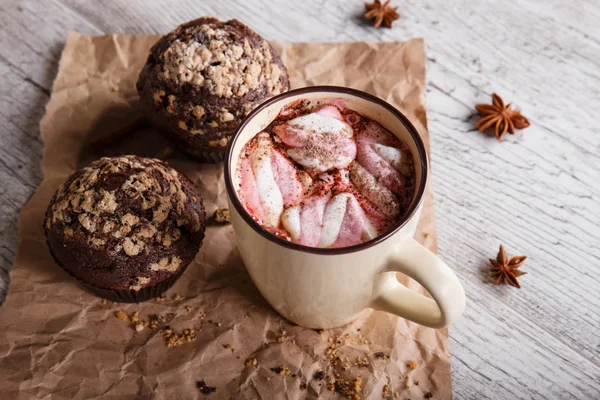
251;134;284;227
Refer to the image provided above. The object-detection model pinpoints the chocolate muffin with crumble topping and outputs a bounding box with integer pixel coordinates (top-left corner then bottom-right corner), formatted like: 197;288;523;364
44;156;206;302
137;17;290;162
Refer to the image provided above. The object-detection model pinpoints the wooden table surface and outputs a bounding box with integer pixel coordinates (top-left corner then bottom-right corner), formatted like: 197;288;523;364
1;0;599;398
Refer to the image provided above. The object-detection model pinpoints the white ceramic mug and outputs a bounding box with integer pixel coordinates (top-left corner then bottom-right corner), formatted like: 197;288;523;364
224;86;466;329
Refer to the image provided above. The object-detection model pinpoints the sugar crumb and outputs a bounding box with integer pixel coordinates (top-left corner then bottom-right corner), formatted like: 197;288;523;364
270;365;292;376
383;384;391;397
115;311;128;321
196;380;217;395
355;357;370;368
162;327;197;347
277;335;288;343
213;208;231;225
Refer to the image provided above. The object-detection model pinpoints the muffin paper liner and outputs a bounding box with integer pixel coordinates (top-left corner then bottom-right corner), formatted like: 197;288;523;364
74;265;189;303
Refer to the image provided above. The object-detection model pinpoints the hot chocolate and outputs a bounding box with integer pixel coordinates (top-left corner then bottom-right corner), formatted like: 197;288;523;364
234;98;416;248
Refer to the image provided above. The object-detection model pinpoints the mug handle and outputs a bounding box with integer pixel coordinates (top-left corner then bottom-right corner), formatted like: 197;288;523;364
371;237;466;328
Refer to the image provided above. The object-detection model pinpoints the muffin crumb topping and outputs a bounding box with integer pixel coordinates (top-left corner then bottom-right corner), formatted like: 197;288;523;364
47;156;203;262
136;18;290;161
129;276;151;291
160;24;285;99
149;256;183;272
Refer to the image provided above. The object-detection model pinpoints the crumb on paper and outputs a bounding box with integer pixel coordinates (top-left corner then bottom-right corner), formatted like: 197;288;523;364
130;311;140;324
270;366;292;376
162;327;196;347
213;208;231;224
173;293;185;301
101;298;107;305
115;311;128;321
325;336;352;369
383;384;391;397
414;380;420;386
110;85;120;92
327;376;335;391
317;329;324;335
155;294;167;302
147;315;162;330
424;233;430;239
115;309;171;332
394;392;399;398
196;380;217;395
355;357;370;369
185;305;193;313
374;352;389;360
245;357;257;367
314;370;325;380
299;382;307;391
407;360;419;369
424;393;433;399
329;376;362;399
277;335;288;343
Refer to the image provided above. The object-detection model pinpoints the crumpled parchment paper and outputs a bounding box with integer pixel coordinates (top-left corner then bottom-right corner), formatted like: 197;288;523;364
0;32;451;399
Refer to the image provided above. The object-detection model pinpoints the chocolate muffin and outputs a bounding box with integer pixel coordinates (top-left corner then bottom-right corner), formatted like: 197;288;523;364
44;156;206;302
137;17;290;162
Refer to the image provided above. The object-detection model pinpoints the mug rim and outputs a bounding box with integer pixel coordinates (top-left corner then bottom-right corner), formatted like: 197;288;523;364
224;85;429;255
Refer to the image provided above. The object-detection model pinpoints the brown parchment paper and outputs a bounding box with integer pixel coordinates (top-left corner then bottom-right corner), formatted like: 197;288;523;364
0;32;451;399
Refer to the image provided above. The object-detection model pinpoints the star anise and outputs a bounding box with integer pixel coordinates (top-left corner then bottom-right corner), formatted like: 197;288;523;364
475;93;530;140
364;0;400;29
489;245;527;288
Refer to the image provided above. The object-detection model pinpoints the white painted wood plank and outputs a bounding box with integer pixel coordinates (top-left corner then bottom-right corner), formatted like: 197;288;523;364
0;0;104;301
0;61;48;303
0;0;599;398
0;0;103;89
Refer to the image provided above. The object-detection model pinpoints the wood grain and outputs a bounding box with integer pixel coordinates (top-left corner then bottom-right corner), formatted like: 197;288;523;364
0;0;599;398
